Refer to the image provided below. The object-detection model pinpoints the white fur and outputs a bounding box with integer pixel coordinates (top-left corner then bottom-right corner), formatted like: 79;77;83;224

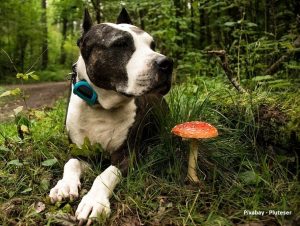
75;165;121;220
49;159;82;202
66;56;137;151
105;23;164;96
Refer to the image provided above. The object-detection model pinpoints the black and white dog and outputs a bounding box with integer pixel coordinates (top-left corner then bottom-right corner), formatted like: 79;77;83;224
49;9;173;223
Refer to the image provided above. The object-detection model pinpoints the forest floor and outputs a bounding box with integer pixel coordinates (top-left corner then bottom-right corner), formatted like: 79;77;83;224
0;81;69;121
0;76;299;225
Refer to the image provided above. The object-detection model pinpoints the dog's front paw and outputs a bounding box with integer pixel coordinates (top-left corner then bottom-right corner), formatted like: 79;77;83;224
49;178;81;203
75;191;111;223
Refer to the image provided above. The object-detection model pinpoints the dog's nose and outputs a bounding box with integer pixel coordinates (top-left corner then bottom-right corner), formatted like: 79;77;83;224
155;57;173;75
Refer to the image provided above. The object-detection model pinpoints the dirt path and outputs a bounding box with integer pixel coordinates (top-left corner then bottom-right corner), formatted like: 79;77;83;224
0;81;70;121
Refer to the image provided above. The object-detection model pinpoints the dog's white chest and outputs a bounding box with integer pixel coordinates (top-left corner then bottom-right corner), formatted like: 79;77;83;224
66;93;136;152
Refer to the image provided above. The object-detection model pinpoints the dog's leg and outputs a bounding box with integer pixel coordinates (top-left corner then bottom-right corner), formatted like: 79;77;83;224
49;158;82;202
75;165;121;222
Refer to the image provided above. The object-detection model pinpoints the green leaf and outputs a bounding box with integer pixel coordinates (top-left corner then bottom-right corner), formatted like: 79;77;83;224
62;203;73;213
20;124;29;133
70;138;106;158
15;115;30;127
16;73;28;80
246;22;258;27
1;88;21;98
21;187;32;193
10;88;21;95
8;191;14;198
33;110;46;119
40;179;50;190
224;22;236;27
23;74;29;80
239;171;261;185
268;81;291;88
26;71;35;76
251;75;273;81
192;1;198;8
186;32;198;38
0;90;11;98
42;158;58;167
0;146;11;152
13;106;24;115
16;73;24;79
285;64;300;70
7;159;23;166
30;74;39;80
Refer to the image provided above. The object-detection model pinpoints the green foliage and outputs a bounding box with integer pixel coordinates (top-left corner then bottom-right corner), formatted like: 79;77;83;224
0;1;44;76
1;0;299;87
16;71;39;81
0;0;83;80
0;77;299;225
36;66;70;82
70;137;107;159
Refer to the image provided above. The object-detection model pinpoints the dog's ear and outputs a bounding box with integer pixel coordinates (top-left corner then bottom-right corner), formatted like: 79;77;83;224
117;8;132;25
83;8;93;33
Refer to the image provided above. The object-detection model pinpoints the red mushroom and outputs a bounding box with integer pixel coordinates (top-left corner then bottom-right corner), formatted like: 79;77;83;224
171;121;218;183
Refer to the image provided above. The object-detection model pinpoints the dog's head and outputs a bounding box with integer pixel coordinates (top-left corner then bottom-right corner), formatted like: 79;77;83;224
77;8;173;97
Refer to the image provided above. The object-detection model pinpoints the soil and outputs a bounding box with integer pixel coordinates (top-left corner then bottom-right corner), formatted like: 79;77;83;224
0;81;70;121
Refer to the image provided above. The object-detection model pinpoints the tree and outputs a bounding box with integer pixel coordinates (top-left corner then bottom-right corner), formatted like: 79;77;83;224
90;0;101;23
51;0;83;65
0;0;43;75
41;0;48;69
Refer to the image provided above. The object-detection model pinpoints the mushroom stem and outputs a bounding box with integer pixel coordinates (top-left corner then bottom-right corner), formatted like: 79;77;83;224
187;139;200;183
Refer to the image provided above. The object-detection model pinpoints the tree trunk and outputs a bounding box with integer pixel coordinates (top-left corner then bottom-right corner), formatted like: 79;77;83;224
60;17;68;65
41;0;48;69
199;1;209;48
190;0;194;34
204;9;210;47
270;0;277;38
173;0;182;58
91;0;101;23
264;0;269;33
215;2;221;47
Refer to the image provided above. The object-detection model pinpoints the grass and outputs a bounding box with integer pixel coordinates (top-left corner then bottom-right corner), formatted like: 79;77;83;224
0;75;299;225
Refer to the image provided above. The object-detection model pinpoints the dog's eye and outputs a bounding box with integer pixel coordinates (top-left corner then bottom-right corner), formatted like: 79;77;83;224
150;41;156;51
112;39;128;48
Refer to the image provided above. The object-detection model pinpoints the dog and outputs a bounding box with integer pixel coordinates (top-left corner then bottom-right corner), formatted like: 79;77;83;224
49;8;173;223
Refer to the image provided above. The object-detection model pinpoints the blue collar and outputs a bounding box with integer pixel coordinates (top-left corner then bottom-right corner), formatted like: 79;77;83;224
70;63;98;105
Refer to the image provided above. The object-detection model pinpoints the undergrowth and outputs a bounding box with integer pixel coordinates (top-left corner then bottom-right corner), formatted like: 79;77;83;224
0;65;70;84
0;76;299;225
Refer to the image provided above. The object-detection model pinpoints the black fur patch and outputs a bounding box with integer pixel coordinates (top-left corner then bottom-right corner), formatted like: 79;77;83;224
79;24;135;91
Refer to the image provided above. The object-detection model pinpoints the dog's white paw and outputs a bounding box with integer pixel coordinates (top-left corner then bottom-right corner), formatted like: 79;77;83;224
75;191;111;221
49;178;81;203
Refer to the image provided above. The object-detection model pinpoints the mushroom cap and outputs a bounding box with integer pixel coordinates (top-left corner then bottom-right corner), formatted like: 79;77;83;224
171;121;218;139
